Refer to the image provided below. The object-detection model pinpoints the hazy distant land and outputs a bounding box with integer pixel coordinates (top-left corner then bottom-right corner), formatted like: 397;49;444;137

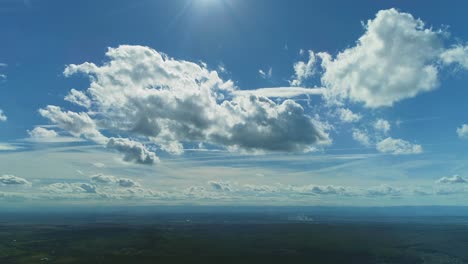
1;206;468;263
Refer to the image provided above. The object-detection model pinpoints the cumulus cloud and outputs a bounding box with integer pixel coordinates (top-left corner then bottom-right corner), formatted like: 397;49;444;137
352;129;372;146
64;89;91;108
28;127;58;139
209;181;232;192
39;106;106;144
117;178;140;188
26;126;85;143
41;183;96;194
0;109;6;122
39;45;330;164
291;50;316;86
456;124;468;139
107;138;159;165
0;175;30;186
79;183;97;193
440;45;468;69
243;184;280;194
437;175;467;184
90;174;117;184
376;137;422;155
336;108;361;123
91;174;140;188
292;184;349;195
374;119;391;134
366;185;401;197
233;87;325;98
39;106;158;164
319;8;443;108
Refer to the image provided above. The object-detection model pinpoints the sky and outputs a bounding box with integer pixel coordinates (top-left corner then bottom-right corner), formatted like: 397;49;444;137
1;0;468;207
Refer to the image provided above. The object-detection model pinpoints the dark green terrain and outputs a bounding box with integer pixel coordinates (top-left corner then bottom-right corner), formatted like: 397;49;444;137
1;208;468;263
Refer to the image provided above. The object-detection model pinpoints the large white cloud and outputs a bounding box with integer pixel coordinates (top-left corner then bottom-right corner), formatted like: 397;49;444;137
39;45;330;164
319;8;443;108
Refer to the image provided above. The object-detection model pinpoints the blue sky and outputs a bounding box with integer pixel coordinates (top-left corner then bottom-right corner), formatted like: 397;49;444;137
1;0;468;206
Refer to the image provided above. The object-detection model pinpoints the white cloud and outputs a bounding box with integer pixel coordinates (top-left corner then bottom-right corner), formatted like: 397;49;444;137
366;185;401;197
319;8;443;108
0;109;6;122
0;143;18;151
117;178;140;188
243;184;279;193
40;45;330;164
28;127;58;139
0;64;6;82
259;67;272;79
208;181;232;192
336;108;361;123
26;126;83;143
80;183;97;193
233;87;325;98
352;129;372;146
92;162;106;168
440;45;468;69
437;175;467;184
374;119;391;134
91;174;140;188
39;106;106;144
107;138;159;165
64;89;91;108
90;174;117;184
39;106;158;164
291;50;316;86
41;183;96;194
456;124;468;139
0;175;30;186
376;137;422;155
291;184;349;195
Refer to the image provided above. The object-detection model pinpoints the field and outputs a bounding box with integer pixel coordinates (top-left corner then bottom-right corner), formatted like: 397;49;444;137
1;208;468;263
